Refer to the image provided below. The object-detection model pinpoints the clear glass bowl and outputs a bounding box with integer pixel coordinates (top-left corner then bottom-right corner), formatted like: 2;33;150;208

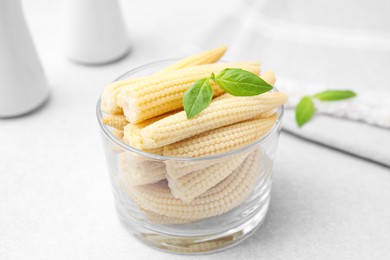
96;60;284;254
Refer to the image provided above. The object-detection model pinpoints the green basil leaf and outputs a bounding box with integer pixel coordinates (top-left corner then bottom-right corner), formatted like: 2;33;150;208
183;78;213;119
295;96;315;127
314;90;356;101
212;68;273;96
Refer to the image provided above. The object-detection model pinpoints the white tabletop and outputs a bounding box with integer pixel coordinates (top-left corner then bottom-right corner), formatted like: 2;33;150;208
1;1;390;259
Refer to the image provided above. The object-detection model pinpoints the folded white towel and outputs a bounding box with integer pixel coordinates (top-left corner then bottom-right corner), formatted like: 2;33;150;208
282;110;390;167
274;78;390;166
278;78;390;129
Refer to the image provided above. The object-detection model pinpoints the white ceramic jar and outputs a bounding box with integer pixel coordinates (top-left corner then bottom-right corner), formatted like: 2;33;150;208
62;0;130;65
0;0;49;117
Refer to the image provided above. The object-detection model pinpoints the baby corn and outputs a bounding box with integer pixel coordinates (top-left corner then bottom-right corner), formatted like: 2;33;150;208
141;93;286;149
119;153;166;186
118;62;260;124
163;113;278;157
123;111;177;154
101;78;144;115
102;114;129;130
101;46;227;115
127;151;259;219
167;154;247;202
164;115;276;202
141;210;196;225
140;71;283;149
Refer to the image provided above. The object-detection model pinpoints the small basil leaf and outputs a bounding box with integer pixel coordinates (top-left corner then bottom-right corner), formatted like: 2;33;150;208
314;90;356;101
295;96;315;127
213;68;273;96
183;78;213;119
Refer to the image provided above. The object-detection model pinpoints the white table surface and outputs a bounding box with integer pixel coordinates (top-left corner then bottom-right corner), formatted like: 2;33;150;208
1;1;390;259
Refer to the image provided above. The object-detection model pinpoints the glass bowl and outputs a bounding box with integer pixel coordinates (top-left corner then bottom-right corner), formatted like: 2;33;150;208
96;59;284;254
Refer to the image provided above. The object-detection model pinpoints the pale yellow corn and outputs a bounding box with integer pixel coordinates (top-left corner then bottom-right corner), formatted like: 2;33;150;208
165;160;216;180
141;210;196;225
127;151;259;219
163;113;276;189
137;149;273;226
119;153;166;186
117;112;179;185
112;129;124;140
102;114;129;130
101;77;145;115
163;114;277;195
167;154;247;202
138;231;242;253
123;111;177;154
140;71;283;149
157;45;227;73
163;113;278;158
118;62;260;124
107;129;125;154
141;94;286;149
162;111;275;178
123;122;164;155
101;46;228;114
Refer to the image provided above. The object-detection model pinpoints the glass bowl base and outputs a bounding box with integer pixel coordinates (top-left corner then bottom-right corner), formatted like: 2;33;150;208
117;197;270;254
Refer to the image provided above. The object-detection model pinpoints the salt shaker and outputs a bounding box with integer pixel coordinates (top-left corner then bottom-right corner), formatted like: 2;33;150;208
62;0;130;65
0;0;49;117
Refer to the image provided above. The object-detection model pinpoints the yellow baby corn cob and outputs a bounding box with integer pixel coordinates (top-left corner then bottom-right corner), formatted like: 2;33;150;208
119;153;166;186
118;62;260;124
127;151;259;219
101;77;145;115
119;112;178;181
163;114;277;201
141;149;271;226
138;231;242;253
142;210;196;225
140;71;284;149
167;154;247;202
163;113;278;158
101;46;227;114
157;45;227;73
106;129;125;155
102;114;129;130
112;129;124;140
165;159;217;180
123;111;177;154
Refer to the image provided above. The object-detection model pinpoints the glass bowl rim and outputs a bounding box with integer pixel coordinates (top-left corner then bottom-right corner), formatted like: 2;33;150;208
96;59;284;162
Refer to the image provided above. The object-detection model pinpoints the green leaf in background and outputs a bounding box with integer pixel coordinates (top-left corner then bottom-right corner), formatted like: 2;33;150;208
212;68;273;96
295;96;315;127
314;90;356;101
183;78;213;119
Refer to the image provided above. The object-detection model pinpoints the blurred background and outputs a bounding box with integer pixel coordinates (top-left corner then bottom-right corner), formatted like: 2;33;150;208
1;0;389;259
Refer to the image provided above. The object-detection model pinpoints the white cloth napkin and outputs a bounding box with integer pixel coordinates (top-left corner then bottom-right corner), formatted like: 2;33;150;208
187;0;390;167
278;78;390;167
279;78;390;129
282;110;390;167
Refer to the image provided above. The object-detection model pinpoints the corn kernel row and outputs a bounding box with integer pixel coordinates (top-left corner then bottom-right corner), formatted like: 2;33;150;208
101;45;227;114
118;62;260;124
126;151;260;219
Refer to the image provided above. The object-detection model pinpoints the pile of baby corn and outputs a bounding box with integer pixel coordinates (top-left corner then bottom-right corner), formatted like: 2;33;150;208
101;46;288;224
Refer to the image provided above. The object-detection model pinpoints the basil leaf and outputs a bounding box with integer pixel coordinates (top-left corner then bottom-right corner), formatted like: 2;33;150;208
213;68;273;96
314;90;356;101
295;96;315;127
183;78;213;119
